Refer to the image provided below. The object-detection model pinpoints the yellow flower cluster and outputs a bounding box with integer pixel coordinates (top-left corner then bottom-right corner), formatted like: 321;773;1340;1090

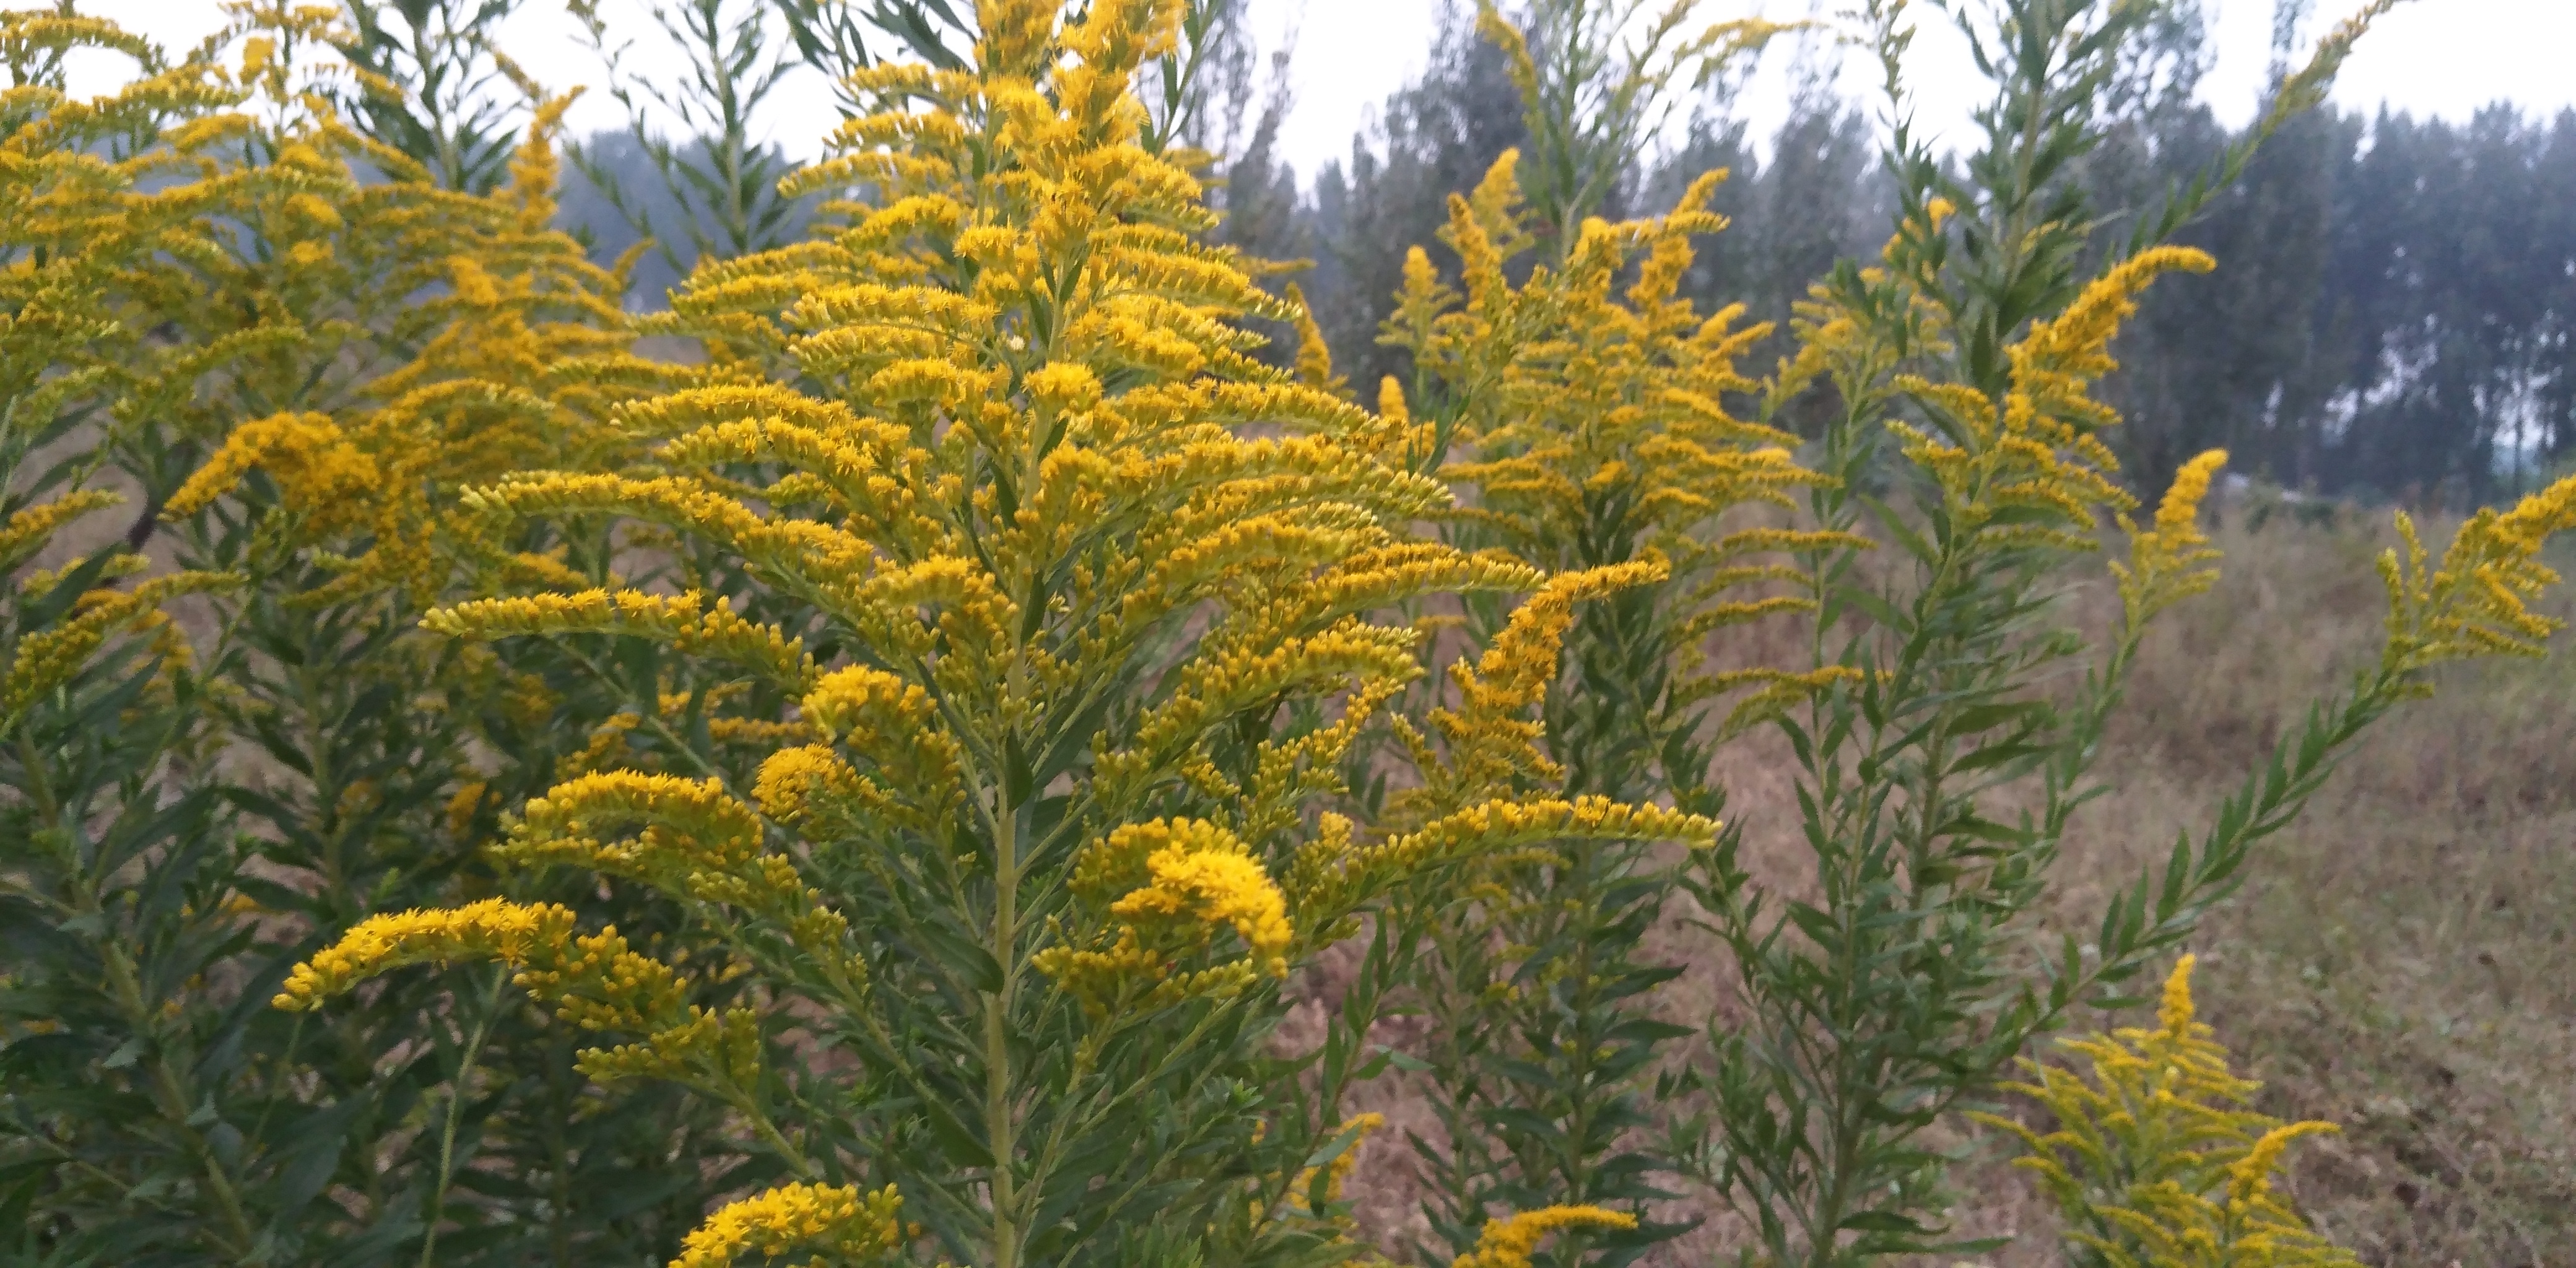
668;1182;907;1268
414;0;1604;1022
1294;795;1720;918
796;664;967;811
0;14;285;726
2115;449;2231;629
274;896;770;1095
273;897;579;1008
1295;1111;1386;1209
1451;1204;1638;1268
427;588;819;692
0;492;124;573
274;0;1822;1257
1403;562;1666;805
1110;837;1294;973
164;412;381;528
499;770;867;992
134;27;638;607
503;770;765;879
1386;154;1852;708
1977;957;2359;1267
0;570;241;726
1895;247;2217;552
2378;471;2576;679
1039;818;1297;1012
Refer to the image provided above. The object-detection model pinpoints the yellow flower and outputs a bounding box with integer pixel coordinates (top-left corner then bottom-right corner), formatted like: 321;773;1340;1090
1302;796;1720;918
2159;950;2201;1036
272;898;580;1009
2379;471;2576;678
2115;449;2229;627
1891;247;2216;554
426;589;816;692
273;895;782;1096
0;570;239;726
1976;957;2359;1266
1289;1111;1388;1213
164;412;381;528
1285;282;1346;396
1040;819;1297;1013
1385;150;1852;745
668;1182;907;1268
444;779;489;837
0;490;123;571
1108;834;1294;975
1453;1205;1638;1268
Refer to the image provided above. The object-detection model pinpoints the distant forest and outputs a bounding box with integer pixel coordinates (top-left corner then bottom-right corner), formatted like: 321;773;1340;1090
557;0;2576;506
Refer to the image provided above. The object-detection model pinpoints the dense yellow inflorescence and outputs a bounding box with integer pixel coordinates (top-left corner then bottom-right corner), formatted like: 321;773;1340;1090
1977;957;2360;1267
1451;1204;1640;1268
2378;471;2576;679
0;570;240;726
275;895;766;1095
1895;247;2217;553
265;0;1744;1259
668;1182;908;1268
1387;154;1858;721
144;17;640;607
2116;449;2231;628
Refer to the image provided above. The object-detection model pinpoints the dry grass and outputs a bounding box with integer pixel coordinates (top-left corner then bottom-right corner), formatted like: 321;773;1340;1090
1324;508;2576;1266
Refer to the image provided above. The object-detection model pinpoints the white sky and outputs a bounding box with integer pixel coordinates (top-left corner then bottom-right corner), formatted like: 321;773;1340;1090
72;0;2576;179
1265;0;2576;173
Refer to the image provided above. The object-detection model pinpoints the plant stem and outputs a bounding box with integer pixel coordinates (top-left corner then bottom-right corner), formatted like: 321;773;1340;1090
421;966;510;1268
985;755;1023;1268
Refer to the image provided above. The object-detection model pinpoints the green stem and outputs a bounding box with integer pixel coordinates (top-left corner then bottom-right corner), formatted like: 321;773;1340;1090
420;966;510;1268
984;755;1024;1268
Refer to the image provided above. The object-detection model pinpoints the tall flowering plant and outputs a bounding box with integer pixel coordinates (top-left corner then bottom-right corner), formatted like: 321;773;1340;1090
1670;2;2568;1264
1352;0;1839;1255
277;1;1714;1264
1368;146;1852;1261
1;7;741;1261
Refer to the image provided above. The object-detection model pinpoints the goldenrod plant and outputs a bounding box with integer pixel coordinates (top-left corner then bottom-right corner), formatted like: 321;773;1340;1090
0;19;246;1256
277;2;1715;1265
1977;957;2362;1268
2;7;738;1261
7;0;2566;1263
1668;2;2568;1265
1368;6;1845;1259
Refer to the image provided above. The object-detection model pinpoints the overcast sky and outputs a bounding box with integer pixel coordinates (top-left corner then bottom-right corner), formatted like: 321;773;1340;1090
75;0;2576;178
1264;0;2576;173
